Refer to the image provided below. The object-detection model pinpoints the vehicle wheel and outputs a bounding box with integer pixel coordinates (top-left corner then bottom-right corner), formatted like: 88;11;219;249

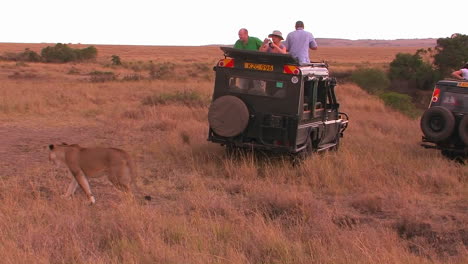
458;115;468;145
420;106;455;142
208;95;249;137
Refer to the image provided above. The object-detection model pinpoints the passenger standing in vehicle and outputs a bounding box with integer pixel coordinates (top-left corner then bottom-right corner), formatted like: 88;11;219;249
233;28;263;92
283;21;318;64
451;63;468;80
260;30;287;54
234;28;263;50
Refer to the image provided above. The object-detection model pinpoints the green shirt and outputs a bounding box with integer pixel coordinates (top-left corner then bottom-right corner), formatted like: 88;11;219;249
234;37;263;50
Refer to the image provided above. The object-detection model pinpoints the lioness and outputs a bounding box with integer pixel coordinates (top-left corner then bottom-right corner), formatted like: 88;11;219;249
48;143;138;205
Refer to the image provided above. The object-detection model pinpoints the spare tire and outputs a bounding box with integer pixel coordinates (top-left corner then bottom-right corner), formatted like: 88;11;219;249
458;115;468;145
420;106;455;142
208;95;249;137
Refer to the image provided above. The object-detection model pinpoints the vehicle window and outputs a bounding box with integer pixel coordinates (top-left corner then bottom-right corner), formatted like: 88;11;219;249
228;77;286;98
440;92;468;111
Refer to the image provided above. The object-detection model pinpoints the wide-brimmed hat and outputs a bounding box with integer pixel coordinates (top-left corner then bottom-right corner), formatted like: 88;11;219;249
268;30;283;40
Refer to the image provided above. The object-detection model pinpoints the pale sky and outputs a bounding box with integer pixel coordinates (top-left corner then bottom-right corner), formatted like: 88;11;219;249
2;0;465;46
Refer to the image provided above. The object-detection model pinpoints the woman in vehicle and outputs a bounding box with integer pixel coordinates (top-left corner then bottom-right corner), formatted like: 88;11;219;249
260;30;287;54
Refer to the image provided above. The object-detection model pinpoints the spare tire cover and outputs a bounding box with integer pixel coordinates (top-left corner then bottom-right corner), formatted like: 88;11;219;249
420;106;455;142
458;115;468;145
208;95;249;137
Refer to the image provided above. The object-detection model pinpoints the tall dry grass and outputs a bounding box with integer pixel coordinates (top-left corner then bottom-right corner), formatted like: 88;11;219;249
0;44;466;264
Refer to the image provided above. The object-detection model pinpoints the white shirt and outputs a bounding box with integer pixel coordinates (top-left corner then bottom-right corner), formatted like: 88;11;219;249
461;68;468;80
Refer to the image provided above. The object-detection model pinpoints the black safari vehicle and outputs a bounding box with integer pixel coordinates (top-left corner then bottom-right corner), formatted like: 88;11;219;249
420;79;468;158
207;47;348;157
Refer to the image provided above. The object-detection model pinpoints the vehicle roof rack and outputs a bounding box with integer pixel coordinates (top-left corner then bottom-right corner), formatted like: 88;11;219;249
221;47;299;65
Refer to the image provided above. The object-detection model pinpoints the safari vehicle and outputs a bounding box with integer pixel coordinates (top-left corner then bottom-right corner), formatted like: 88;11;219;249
420;79;468;159
207;47;348;158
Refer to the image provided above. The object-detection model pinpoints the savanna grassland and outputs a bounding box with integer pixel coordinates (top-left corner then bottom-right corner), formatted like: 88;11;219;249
0;43;466;264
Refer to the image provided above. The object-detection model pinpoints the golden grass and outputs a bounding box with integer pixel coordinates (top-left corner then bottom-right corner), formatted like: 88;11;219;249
0;44;466;264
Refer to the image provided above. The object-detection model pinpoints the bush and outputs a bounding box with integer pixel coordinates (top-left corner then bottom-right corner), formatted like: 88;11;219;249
0;49;42;62
76;46;97;61
17;48;42;62
41;43;97;63
122;74;143;81
141;90;207;107
149;62;175;80
379;92;420;118
389;53;438;91
89;71;116;82
111;55;122;65
350;68;390;95
41;43;76;62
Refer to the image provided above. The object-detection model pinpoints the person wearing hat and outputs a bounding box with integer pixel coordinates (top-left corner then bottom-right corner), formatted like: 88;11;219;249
260;30;287;54
283;20;318;64
451;63;468;80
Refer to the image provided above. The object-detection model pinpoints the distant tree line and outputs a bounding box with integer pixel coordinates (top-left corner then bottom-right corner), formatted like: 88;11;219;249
0;43;97;63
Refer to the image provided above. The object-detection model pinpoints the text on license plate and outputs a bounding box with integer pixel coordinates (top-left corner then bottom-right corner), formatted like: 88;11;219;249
244;63;273;71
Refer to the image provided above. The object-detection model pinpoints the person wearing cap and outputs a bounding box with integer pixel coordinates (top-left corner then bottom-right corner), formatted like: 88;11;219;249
451;63;468;80
259;30;287;54
283;21;318;64
234;28;263;50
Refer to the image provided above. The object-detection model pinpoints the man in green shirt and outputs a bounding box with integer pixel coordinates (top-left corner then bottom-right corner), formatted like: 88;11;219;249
234;28;262;50
232;28;264;93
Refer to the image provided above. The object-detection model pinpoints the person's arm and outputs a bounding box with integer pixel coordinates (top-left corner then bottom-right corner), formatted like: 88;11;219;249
278;45;287;54
309;39;318;50
452;70;463;80
270;43;287;54
259;38;270;52
309;33;318;50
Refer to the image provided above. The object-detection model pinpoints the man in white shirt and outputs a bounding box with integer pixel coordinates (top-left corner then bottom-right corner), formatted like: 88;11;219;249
451;63;468;80
283;21;318;64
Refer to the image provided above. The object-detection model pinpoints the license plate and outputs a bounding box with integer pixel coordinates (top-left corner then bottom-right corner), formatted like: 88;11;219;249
244;62;273;71
458;82;468;88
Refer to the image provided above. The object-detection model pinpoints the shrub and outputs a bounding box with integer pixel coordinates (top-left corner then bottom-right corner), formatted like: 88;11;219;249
350;68;390;95
41;43;77;62
8;72;38;79
111;55;122;65
0;49;42;62
41;43;97;63
149;62;175;80
17;48;42;62
122;74;143;81
141;90;207;107
76;46;97;61
389;52;439;91
379;92;420;118
89;71;116;82
67;67;80;74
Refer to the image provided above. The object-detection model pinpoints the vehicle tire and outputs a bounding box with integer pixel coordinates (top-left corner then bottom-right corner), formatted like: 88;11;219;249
458;115;468;145
420;106;455;142
208;95;249;137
